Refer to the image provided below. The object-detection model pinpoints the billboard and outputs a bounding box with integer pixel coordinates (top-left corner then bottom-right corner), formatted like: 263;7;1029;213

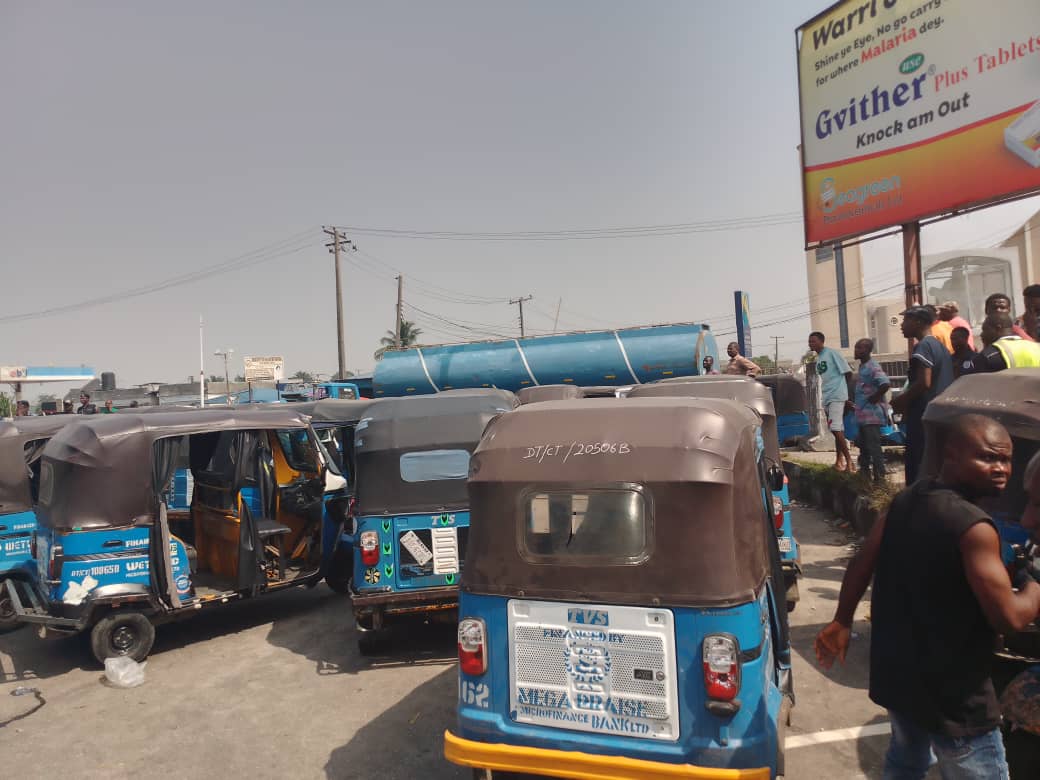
734;291;752;357
243;356;284;383
797;0;1040;246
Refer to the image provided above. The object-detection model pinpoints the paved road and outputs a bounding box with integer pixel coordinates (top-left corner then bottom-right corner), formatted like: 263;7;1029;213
0;506;905;779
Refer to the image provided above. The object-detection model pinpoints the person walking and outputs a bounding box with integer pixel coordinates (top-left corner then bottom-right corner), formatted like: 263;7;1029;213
808;331;853;471
890;306;953;484
852;338;890;482
815;415;1040;779
722;342;760;376
972;312;1040;371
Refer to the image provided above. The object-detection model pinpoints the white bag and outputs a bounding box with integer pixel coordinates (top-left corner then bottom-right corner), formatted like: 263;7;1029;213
104;656;147;688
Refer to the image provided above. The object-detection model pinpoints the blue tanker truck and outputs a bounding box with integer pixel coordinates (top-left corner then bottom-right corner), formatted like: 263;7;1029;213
371;322;718;396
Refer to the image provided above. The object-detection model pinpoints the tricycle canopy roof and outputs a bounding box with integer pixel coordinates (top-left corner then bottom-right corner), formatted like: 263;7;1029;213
37;408;311;532
922;370;1040;441
754;374;807;416
308;398;381;425
354;389;518;516
0;416;80;515
627;376;780;463
464;397;776;608
516;385;584;405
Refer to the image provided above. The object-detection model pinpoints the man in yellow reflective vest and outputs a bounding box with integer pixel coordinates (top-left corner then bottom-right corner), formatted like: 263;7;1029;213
973;312;1040;371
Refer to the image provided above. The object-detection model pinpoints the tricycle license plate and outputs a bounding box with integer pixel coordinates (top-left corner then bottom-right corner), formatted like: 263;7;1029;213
777;537;793;553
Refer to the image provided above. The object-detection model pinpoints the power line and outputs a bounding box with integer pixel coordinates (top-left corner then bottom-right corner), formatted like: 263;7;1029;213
0;229;319;324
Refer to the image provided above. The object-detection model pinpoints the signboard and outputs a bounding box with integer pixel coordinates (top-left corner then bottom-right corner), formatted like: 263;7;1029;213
243;356;284;383
733;291;752;357
0;366;28;382
797;0;1040;245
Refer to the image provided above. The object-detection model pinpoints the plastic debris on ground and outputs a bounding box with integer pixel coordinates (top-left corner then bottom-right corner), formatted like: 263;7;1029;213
104;656;147;688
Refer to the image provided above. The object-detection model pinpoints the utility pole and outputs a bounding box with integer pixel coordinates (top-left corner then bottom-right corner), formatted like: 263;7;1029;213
323;227;356;380
771;336;782;373
553;297;562;334
395;275;404;348
199;316;205;407
509;295;533;338
214;348;234;405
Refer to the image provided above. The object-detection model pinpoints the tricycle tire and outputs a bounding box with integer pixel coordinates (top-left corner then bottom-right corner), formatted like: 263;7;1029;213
90;611;155;665
324;549;353;594
357;631;390;656
0;583;25;634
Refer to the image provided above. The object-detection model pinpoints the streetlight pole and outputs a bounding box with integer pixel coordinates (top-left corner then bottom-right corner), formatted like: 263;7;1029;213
214;348;234;405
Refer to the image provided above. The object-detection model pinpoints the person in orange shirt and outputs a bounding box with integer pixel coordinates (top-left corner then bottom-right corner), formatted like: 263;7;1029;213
938;301;974;351
931;304;954;353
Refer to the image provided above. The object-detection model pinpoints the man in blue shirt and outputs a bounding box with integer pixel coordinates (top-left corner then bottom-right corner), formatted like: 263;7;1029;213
809;331;853;471
853;338;891;482
890;306;954;484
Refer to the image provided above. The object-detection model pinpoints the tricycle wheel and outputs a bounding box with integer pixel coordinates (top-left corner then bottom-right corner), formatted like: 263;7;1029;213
357;631;390;656
0;582;25;634
324;548;353;594
785;578;799;613
90;611;155;665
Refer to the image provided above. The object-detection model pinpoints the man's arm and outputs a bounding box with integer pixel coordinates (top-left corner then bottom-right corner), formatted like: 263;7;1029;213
869;382;891;404
739;356;761;376
815;509;887;668
891;363;931;412
960;523;1040;634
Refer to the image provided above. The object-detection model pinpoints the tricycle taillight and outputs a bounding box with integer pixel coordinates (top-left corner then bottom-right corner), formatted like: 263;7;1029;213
48;543;64;581
30;532;37;560
458;617;487;676
359;530;379;566
702;634;740;702
771;496;785;531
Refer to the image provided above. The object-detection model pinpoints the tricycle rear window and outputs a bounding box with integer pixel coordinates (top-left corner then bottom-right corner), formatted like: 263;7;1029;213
521;487;650;564
399;449;470;483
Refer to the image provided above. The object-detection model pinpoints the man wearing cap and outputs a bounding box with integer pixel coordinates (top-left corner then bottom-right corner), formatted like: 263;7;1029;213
936;301;973;352
972;312;1040;371
890;306;954;484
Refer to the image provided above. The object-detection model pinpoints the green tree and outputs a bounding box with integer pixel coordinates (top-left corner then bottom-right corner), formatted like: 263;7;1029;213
374;321;423;360
291;370;315;383
0;391;11;418
752;354;776;373
233;374;246;383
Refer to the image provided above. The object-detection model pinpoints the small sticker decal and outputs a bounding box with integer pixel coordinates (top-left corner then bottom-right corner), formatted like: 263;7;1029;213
364;568;381;584
382;520;392;532
384;563;394;578
445;573;456;585
382;542;392;556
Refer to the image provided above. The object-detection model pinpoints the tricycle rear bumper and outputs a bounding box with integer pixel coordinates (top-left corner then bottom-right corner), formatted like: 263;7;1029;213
3;578;82;631
351;584;458;626
444;730;770;780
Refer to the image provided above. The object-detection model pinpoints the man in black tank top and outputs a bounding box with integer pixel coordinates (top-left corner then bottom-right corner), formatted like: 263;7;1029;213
814;414;1040;779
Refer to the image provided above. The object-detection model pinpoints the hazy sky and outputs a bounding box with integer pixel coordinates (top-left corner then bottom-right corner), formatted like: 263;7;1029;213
3;1;1037;397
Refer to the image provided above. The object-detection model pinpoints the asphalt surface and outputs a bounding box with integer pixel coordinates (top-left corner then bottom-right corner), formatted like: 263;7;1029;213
0;506;922;779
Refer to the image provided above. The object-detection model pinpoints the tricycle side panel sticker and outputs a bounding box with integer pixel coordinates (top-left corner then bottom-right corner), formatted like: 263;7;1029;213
507;599;679;742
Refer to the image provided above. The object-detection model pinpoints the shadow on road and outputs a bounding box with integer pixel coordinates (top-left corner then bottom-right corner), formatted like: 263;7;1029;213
324;665;466;780
789;620;871;692
265;593;458;676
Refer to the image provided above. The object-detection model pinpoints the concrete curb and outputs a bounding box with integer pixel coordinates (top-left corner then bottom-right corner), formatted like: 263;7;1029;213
783;461;883;537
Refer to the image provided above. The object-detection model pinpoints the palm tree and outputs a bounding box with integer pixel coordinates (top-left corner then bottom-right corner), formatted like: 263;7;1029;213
290;370;315;383
374;320;422;359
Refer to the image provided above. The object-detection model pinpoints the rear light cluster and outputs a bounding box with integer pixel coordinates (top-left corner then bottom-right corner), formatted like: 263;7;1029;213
772;496;785;531
702;634;740;702
359;530;379;566
458;617;487;675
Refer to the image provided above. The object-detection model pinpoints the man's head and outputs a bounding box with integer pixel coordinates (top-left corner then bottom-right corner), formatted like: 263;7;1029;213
104;400;113;411
981;312;1013;347
702;355;714;371
1022;450;1040;543
938;301;959;322
985;292;1012;316
79;392;90;405
853;337;874;362
899;306;934;339
951;326;971;352
726;341;739;358
1022;284;1040;337
63;400;73;412
15;400;30;416
940;414;1012;498
808;331;825;354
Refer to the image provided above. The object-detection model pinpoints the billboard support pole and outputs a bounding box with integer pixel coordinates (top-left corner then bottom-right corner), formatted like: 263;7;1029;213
902;221;923;357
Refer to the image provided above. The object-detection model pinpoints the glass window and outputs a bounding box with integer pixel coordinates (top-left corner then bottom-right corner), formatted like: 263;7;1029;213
399;449;470;483
522;488;650;563
276;429;320;473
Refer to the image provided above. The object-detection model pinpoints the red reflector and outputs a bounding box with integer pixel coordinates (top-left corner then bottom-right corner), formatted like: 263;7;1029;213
772;496;785;530
359;530;379;567
458;618;488;676
703;662;739;701
459;645;486;676
360;547;379;566
703;634;740;702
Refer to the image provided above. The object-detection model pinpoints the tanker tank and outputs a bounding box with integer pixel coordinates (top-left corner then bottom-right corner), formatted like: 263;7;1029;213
372;322;717;396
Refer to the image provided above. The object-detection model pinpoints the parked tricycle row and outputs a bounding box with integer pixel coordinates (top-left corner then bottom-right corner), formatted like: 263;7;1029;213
3;381;799;778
